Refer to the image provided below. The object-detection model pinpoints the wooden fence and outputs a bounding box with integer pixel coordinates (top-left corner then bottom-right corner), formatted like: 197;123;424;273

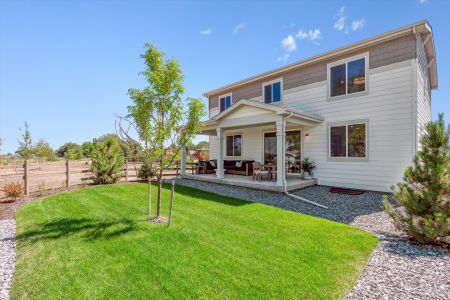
0;160;196;198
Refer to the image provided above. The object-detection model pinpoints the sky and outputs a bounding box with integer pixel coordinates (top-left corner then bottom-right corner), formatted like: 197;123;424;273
1;0;449;154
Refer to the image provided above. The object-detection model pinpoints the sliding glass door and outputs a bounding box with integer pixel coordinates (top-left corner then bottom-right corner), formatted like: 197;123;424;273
263;130;302;173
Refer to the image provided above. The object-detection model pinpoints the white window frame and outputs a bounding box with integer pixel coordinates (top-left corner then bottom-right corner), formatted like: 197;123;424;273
327;53;369;100
218;92;233;112
224;133;243;158
328;120;369;161
262;78;283;104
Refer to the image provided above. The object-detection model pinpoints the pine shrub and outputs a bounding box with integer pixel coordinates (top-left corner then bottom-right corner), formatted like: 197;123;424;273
90;136;125;184
383;113;450;245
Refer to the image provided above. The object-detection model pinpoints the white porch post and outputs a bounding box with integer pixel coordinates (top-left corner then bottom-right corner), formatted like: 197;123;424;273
180;146;186;176
276;119;285;187
216;127;224;179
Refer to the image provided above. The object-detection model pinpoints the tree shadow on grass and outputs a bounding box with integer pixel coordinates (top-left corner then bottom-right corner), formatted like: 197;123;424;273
16;218;140;244
174;184;252;207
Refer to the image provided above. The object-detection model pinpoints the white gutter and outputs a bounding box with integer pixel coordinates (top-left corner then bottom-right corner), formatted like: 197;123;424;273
281;112;328;209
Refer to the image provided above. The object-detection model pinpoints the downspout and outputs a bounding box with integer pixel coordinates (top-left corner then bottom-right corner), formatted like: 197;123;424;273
281;112;327;209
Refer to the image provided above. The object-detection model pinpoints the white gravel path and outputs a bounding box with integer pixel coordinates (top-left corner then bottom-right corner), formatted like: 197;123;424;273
177;179;450;299
0;220;15;300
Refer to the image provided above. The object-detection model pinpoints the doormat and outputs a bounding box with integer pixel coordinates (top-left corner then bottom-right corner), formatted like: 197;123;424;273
329;187;365;195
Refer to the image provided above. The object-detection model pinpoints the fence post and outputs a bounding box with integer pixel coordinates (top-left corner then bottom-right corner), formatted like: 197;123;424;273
168;179;175;226
66;159;70;188
125;159;128;182
23;160;29;195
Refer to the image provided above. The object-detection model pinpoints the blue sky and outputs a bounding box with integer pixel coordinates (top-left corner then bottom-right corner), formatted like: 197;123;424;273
1;0;449;154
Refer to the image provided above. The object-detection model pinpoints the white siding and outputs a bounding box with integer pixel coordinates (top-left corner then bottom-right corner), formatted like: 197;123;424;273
282;60;415;192
416;33;432;149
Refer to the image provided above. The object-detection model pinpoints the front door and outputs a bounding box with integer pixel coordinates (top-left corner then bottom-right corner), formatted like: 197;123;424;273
264;130;302;174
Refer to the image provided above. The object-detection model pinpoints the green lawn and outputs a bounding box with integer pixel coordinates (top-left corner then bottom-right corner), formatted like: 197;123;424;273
12;183;377;299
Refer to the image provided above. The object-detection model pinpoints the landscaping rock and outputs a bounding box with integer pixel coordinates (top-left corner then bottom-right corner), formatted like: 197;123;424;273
0;219;15;300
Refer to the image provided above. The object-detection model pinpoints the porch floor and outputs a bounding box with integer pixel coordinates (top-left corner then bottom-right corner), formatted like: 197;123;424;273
182;173;317;192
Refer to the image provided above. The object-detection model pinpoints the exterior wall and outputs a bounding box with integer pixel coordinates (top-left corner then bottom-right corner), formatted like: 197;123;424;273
416;33;432;149
208;35;416;109
283;60;415;192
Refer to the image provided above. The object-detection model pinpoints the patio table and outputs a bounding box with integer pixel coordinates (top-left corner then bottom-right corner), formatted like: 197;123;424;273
261;164;276;181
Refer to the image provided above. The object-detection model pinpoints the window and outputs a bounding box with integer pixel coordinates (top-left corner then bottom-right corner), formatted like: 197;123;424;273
219;94;232;112
263;80;282;104
226;134;242;157
329;123;367;158
329;56;366;98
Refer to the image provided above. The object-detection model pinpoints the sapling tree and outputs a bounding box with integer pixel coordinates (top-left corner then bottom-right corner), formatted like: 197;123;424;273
118;43;205;222
383;113;450;245
16;122;34;159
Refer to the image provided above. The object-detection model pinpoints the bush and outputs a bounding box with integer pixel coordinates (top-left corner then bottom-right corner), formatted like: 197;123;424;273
57;142;83;160
138;162;155;181
90;136;125;184
383;113;450;245
2;181;24;199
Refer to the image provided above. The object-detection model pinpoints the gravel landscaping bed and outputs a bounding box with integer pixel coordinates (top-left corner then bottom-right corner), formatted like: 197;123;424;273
0;220;15;300
177;179;450;299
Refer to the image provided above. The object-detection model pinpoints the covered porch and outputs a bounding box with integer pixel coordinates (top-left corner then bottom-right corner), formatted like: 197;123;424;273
182;173;317;192
180;100;324;192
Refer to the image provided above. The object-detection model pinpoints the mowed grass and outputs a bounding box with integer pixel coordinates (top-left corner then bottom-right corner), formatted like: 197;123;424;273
12;183;377;299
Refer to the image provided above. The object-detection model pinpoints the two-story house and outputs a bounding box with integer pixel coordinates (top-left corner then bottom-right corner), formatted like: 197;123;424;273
182;20;437;193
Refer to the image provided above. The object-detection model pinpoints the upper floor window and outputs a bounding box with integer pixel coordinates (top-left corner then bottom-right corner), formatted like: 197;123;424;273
329;122;367;159
219;93;232;112
263;80;282;104
329;55;367;98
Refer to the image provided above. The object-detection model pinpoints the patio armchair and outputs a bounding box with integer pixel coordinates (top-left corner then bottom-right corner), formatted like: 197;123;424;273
252;162;270;181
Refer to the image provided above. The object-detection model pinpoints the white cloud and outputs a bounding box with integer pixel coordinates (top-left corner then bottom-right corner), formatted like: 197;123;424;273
233;23;245;33
351;19;365;31
334;7;365;34
296;28;322;44
199;29;212;35
281;35;297;52
277;53;290;62
334;6;347;31
277;34;296;62
283;22;296;29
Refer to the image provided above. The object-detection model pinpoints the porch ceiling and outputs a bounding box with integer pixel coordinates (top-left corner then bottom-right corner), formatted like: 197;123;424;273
200;100;323;135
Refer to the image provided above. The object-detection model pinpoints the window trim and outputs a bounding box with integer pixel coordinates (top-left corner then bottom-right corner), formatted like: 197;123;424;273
224;132;243;158
327;119;369;162
327;53;369;101
218;92;233;112
262;78;283;104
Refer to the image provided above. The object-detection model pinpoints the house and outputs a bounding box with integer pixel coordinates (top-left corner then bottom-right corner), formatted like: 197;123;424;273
181;20;437;193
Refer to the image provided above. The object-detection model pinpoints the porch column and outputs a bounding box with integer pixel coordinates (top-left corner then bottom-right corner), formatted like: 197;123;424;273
216;127;224;179
180;146;187;176
276;119;285;187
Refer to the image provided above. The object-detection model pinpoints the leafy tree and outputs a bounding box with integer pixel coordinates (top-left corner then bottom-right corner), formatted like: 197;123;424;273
119;43;205;222
57;142;83;160
16;122;34;159
122;139;143;161
90;135;125;184
81;141;94;158
34;139;56;161
383;113;450;245
195;140;209;149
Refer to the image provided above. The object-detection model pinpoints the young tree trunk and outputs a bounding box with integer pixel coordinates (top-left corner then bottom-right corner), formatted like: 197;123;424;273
147;178;152;216
156;174;163;217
